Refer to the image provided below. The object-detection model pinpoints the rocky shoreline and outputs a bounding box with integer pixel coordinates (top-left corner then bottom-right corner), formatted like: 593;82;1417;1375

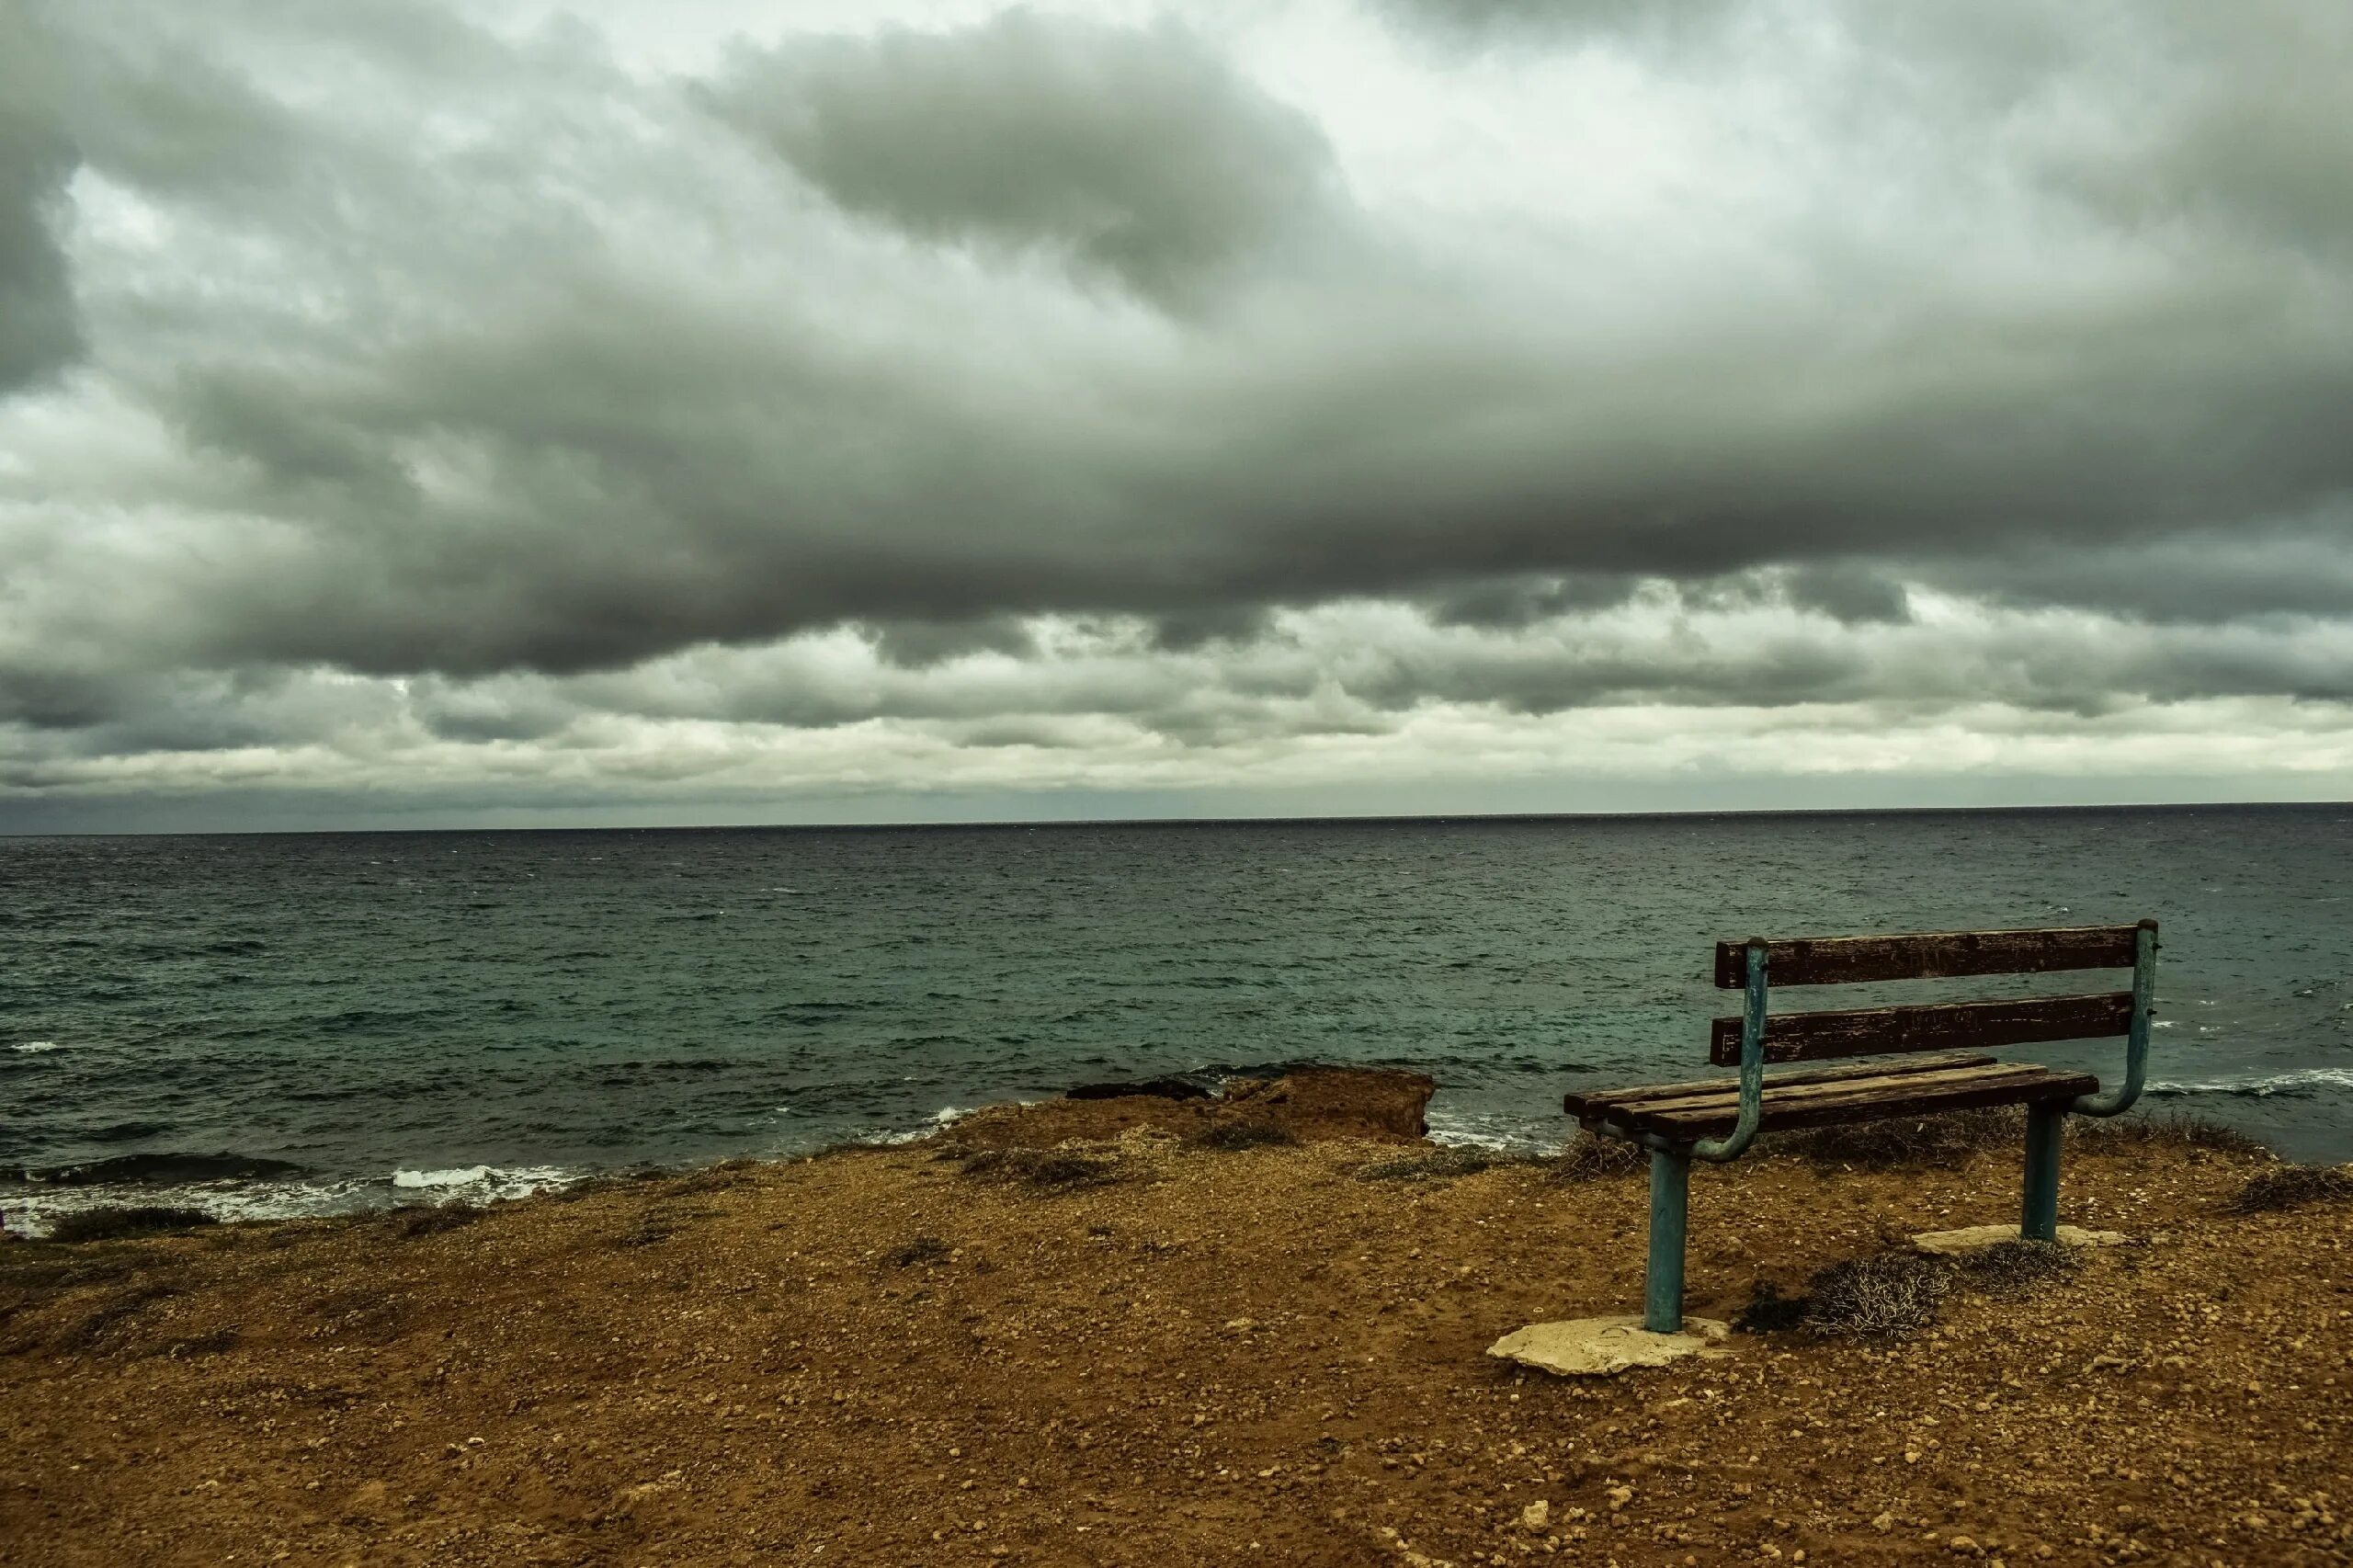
5;1071;2350;1565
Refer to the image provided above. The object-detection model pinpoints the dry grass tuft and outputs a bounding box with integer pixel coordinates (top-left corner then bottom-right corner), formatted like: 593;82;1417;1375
2224;1164;2353;1215
1545;1133;1648;1182
1353;1146;1539;1183
2076;1110;2268;1156
1802;1251;1952;1339
1959;1238;2080;1297
389;1204;480;1239
1187;1121;1299;1153
44;1208;217;1245
1745;1237;2086;1339
1768;1107;2022;1170
958;1148;1123;1191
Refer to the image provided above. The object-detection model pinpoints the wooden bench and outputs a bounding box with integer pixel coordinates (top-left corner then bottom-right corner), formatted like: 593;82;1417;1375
1563;921;2158;1334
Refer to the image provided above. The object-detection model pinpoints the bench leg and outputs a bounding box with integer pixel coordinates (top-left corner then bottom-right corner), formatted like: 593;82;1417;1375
1643;1147;1691;1334
2021;1102;2064;1242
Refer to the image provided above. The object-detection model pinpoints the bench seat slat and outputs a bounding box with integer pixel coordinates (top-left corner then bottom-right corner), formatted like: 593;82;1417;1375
1563;1051;1994;1116
1595;1061;2055;1121
1712;924;2144;988
1707;990;2132;1066
1576;1062;2099;1141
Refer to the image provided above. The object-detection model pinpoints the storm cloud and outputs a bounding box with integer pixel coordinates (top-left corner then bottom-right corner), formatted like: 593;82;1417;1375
3;0;2351;825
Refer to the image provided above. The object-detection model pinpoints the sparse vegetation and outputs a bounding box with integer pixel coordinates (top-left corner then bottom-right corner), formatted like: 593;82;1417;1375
1187;1120;1298;1153
1760;1104;2269;1172
1545;1132;1648;1181
2076;1110;2268;1157
1353;1146;1539;1183
1802;1250;1953;1339
44;1208;218;1244
389;1203;479;1238
1958;1238;2080;1297
2224;1163;2353;1214
1768;1107;2020;1170
1743;1237;2086;1338
956;1147;1122;1190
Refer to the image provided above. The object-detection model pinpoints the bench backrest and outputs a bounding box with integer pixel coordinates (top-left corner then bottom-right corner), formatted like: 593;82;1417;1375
1708;922;2156;1066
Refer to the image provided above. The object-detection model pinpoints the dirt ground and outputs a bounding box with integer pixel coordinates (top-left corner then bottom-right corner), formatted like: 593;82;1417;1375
4;1091;2350;1567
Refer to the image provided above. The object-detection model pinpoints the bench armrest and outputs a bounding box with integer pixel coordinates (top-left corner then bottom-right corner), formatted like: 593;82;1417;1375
1693;940;1768;1163
2070;920;2158;1118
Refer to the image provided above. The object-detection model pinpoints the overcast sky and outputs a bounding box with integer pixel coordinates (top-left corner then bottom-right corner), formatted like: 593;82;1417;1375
4;0;2351;831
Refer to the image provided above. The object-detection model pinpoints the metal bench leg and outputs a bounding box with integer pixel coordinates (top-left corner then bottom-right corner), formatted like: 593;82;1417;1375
1643;1147;1691;1333
2021;1102;2064;1242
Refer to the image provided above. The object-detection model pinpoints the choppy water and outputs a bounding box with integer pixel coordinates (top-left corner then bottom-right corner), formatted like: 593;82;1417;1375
5;806;2350;1232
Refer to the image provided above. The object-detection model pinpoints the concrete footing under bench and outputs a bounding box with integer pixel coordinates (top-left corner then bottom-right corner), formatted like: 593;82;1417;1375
1912;1222;2129;1255
1486;1314;1733;1377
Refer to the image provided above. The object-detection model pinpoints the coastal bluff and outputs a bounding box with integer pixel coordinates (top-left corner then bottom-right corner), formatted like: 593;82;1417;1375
4;1075;2349;1566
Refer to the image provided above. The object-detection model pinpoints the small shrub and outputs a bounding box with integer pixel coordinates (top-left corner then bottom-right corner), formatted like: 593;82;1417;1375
1188;1120;1298;1153
1353;1146;1538;1183
958;1148;1121;1191
2078;1112;2268;1158
45;1207;217;1244
1960;1238;2080;1297
1804;1252;1951;1339
1769;1107;2020;1170
390;1204;480;1238
886;1234;952;1267
1546;1134;1648;1181
2225;1164;2353;1215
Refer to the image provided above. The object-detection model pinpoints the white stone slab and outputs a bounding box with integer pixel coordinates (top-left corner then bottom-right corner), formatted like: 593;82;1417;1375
1486;1314;1733;1377
1911;1222;2128;1255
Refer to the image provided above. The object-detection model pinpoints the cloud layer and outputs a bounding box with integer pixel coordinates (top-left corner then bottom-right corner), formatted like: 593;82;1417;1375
3;0;2351;824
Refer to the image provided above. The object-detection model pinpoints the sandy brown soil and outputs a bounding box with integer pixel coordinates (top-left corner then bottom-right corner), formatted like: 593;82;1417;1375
3;1094;2350;1567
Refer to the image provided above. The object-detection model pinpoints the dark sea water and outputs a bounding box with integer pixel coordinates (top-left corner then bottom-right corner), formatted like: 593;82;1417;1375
5;806;2350;1232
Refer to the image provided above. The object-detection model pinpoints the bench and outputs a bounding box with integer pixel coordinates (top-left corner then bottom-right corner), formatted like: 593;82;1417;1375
1563;921;2158;1334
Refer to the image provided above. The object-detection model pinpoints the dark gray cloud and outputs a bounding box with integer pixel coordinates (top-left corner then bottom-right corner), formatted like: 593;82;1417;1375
702;11;1336;305
0;4;83;393
3;0;2353;821
1373;0;1738;48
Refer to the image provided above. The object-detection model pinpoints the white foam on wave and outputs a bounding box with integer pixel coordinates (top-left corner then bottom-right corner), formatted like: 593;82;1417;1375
863;1105;976;1146
1425;1108;1555;1153
391;1164;571;1199
11;1040;61;1053
2149;1066;2353;1099
393;1165;494;1188
0;1163;586;1239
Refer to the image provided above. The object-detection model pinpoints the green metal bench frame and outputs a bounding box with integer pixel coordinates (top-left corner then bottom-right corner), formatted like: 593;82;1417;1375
1575;920;2158;1334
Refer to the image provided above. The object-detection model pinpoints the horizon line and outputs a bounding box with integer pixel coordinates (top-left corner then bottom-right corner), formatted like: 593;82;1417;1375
6;796;2346;839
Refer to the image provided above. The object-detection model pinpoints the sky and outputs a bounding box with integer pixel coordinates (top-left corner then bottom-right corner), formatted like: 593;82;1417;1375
3;0;2351;832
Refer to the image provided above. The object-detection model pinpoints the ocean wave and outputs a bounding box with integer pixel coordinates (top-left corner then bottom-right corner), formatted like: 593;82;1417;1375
0;1160;585;1238
10;1040;61;1053
862;1106;975;1145
2147;1067;2353;1099
1424;1108;1557;1153
4;1151;302;1187
391;1164;571;1199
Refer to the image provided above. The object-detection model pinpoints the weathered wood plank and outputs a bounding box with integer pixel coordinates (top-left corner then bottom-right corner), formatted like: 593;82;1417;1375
1707;990;2132;1065
1712;924;2148;989
1602;1061;2052;1122
1563;1051;1994;1117
1601;1067;2100;1139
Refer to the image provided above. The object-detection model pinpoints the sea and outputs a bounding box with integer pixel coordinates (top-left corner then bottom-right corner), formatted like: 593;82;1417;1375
6;805;2350;1234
